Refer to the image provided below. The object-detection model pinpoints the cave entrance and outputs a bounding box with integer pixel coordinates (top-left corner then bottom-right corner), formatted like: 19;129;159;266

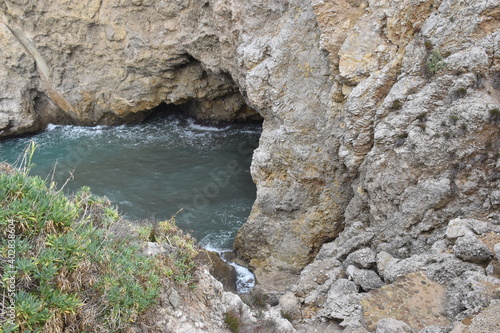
133;100;263;251
0;99;262;253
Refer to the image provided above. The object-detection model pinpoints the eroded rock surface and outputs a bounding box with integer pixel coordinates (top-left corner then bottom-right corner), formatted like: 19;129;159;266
1;1;500;331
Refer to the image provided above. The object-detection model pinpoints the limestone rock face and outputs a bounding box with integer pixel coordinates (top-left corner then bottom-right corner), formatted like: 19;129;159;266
1;0;499;300
0;0;352;283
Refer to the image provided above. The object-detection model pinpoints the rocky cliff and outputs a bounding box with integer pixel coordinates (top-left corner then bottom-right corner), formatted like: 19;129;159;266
1;0;500;332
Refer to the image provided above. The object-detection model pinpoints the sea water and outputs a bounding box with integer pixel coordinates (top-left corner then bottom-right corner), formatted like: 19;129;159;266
0;113;261;292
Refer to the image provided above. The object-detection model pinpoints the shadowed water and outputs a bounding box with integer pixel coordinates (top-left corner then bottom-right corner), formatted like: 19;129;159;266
0;113;261;251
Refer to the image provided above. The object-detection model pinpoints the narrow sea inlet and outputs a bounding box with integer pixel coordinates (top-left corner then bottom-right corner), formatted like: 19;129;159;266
0;113;262;251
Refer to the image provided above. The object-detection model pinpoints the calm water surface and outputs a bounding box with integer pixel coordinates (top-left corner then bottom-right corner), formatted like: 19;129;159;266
0;113;261;251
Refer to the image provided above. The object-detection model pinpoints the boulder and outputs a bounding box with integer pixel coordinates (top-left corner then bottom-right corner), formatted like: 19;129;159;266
453;235;494;264
346;265;384;291
197;250;237;292
375;318;412;333
344;248;377;269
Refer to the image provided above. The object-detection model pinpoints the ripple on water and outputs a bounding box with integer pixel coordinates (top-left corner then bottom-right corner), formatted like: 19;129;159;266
0;114;261;254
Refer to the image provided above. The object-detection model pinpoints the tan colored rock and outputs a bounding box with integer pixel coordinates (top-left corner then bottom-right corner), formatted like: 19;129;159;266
1;0;499;300
360;272;451;332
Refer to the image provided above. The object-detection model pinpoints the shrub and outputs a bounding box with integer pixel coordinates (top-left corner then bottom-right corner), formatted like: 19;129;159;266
241;288;269;309
454;87;467;99
280;310;294;322
426;50;447;76
390;99;403;111
0;144;199;332
489;108;500;124
224;311;242;333
424;39;433;50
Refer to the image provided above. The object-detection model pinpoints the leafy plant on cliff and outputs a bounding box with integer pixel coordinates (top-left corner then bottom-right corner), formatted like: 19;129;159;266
426;50;447;76
0;143;198;332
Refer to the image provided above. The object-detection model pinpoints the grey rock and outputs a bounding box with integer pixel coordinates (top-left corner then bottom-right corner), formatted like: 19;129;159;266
445;218;474;241
1;0;498;301
279;291;300;317
453;235;494;264
327;279;359;299
292;257;345;306
167;288;181;309
490;190;500;207
316;222;375;262
378;253;432;283
467;219;491;235
444;271;500;321
318;279;363;326
425;254;484;284
493;243;500;259
144;241;176;256
418;326;452;333
376;252;484;284
343;326;371;333
346;265;384;291
375;318;412;333
344;248;377;269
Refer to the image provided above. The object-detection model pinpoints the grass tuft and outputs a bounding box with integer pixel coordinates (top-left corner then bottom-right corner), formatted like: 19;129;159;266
224;311;242;333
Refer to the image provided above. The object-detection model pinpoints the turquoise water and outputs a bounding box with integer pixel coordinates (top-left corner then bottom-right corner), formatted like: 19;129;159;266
0;113;261;250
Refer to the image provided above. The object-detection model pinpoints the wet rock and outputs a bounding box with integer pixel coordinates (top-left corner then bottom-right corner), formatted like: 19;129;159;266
375;318;412;333
197;249;237;292
346;265;384;291
453;235;494;264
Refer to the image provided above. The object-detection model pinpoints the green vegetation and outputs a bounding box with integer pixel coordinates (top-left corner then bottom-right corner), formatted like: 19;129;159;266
0;143;198;332
455;87;467;99
390;99;403;111
489;108;500;124
224;311;242;333
424;39;433;51
416;112;428;122
426;50;447;76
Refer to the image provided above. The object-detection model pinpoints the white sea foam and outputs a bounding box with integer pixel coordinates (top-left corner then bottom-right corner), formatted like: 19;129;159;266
201;244;256;294
229;262;255;294
187;118;232;132
46;123;60;131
